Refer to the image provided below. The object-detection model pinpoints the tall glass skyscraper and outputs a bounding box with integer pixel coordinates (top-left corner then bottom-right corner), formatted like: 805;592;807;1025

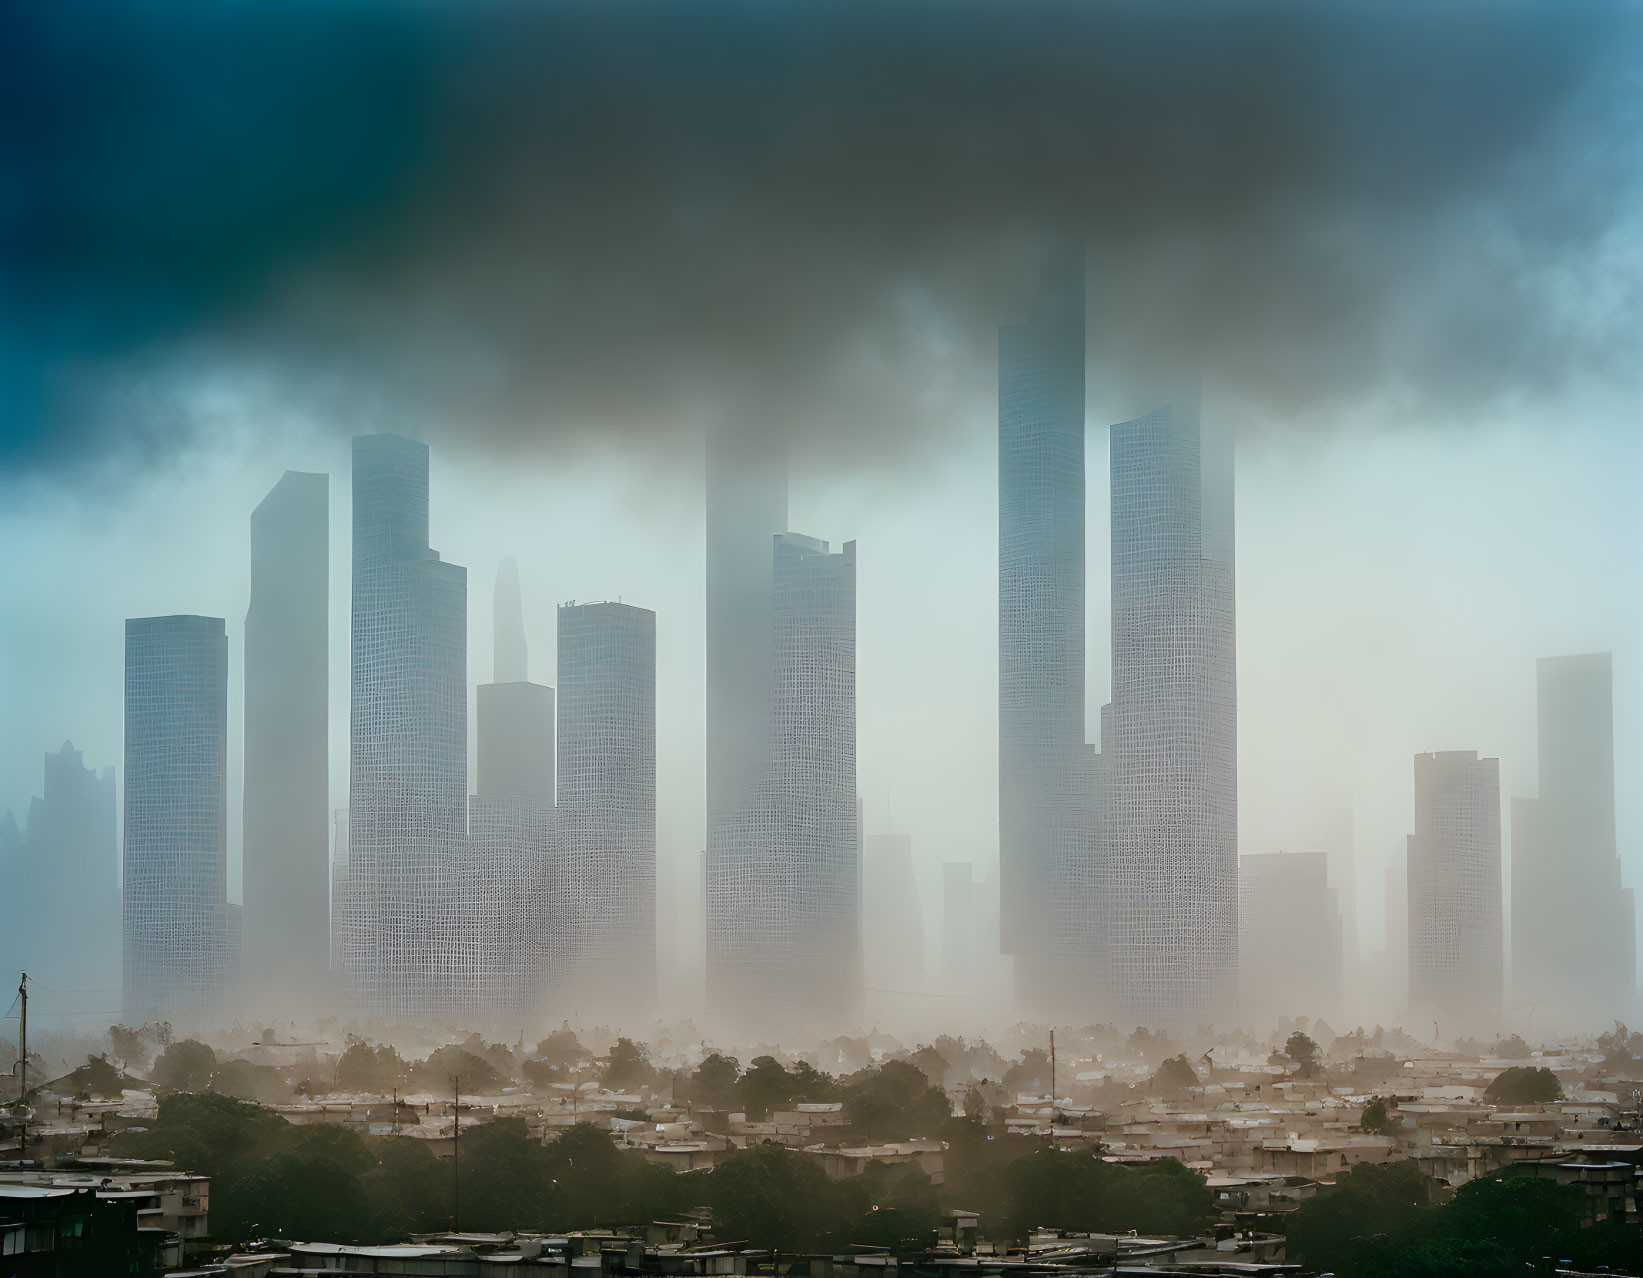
343;434;469;1020
997;249;1095;1009
707;534;860;1028
243;469;330;1016
123;614;234;1018
470;558;557;1020
1511;653;1634;1030
557;601;657;1019
1099;386;1239;1026
704;429;790;1019
0;743;118;1016
1407;749;1502;1027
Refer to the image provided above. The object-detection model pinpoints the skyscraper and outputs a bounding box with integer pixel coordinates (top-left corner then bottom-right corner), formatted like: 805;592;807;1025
123;615;234;1017
1512;654;1635;1030
557;600;657;1019
862;832;926;996
329;808;348;979
470;558;557;1019
242;469;329;1016
940;862;978;994
1239;852;1342;1023
704;429;789;1019
0;743;118;1016
1407;750;1502;1027
343;434;469;1020
706;534;860;1028
997;249;1092;1007
1099;384;1239;1027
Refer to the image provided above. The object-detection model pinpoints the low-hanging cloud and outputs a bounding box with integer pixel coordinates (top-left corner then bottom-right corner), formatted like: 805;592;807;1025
5;0;1641;479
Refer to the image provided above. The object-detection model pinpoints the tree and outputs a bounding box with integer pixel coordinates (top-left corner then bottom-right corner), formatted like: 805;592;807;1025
1483;1066;1562;1105
707;1143;848;1250
1598;1022;1643;1072
1126;1027;1173;1063
110;1091;293;1178
151;1039;217;1092
214;1125;376;1243
962;1083;986;1120
1360;1097;1390;1133
740;1056;797;1118
535;1028;591;1069
1000;1150;1213;1239
602;1037;653;1092
841;1060;950;1140
334;1041;408;1094
360;1136;450;1236
908;1045;951;1087
688;1052;741;1109
1493;1034;1531;1059
214;1059;295;1105
1284;1031;1320;1074
458;1117;563;1231
1002;1048;1049;1095
1151;1054;1199;1093
109;1025;149;1070
1283;1159;1436;1271
410;1045;503;1093
834;1161;941;1250
60;1054;126;1099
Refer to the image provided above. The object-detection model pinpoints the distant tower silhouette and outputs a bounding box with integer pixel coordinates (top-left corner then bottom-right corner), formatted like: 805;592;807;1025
243;469;329;1017
1407;750;1502;1027
343;435;468;1019
470;557;556;1019
1512;654;1634;1029
1098;383;1239;1026
557;600;657;1020
124;615;235;1016
997;248;1091;1014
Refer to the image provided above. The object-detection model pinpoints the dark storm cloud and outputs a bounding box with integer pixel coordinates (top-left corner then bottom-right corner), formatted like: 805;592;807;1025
4;0;1639;475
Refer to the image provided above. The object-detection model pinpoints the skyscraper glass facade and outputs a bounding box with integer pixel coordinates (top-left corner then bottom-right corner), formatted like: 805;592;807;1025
1512;652;1633;1030
343;434;469;1019
1099;388;1239;1026
243;469;330;1016
557;601;657;1018
123;614;233;1017
707;534;860;1028
1407;749;1502;1024
997;249;1094;1005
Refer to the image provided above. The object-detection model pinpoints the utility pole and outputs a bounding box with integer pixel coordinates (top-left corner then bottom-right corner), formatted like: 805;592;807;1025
1049;1028;1055;1115
451;1075;461;1233
16;972;27;1163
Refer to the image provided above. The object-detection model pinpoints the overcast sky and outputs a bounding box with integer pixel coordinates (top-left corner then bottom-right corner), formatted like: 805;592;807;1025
3;0;1640;1014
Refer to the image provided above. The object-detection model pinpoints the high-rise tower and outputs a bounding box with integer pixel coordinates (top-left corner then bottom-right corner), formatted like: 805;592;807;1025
123;615;234;1017
557;601;657;1019
707;534;860;1028
1099;385;1238;1026
343;434;468;1020
704;429;789;1017
243;469;329;1016
0;743;118;1016
997;249;1093;1007
470;557;557;1019
1407;750;1502;1027
1512;654;1635;1029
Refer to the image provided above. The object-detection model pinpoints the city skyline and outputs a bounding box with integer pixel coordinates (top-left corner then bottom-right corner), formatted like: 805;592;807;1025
2;409;1635;1034
3;0;1641;1032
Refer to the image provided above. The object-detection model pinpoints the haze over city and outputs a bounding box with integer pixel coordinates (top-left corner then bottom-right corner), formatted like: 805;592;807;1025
3;0;1641;1039
12;5;1643;1276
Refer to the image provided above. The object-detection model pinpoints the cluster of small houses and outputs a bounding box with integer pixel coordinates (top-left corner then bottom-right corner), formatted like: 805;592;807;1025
5;1037;1642;1274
